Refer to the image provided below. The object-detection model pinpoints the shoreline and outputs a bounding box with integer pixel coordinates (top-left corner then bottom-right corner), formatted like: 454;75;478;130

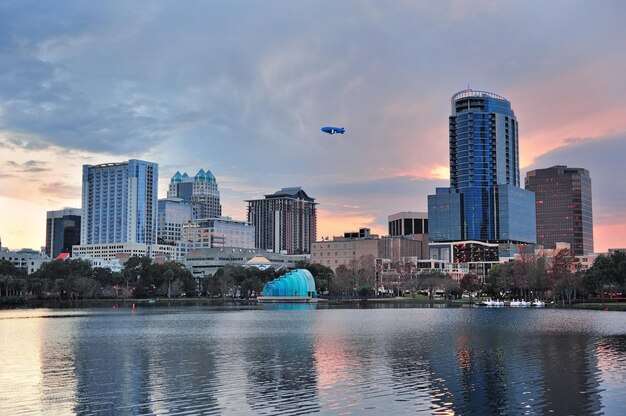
2;297;625;311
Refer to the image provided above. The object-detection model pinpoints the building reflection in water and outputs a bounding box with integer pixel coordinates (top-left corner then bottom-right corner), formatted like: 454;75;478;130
242;307;319;414
69;309;222;414
1;307;625;415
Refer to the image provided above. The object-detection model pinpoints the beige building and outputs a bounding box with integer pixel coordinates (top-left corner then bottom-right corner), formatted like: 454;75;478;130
388;212;429;259
311;228;422;270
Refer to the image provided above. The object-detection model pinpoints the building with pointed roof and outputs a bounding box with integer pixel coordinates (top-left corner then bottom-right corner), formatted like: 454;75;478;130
246;187;317;254
167;168;222;219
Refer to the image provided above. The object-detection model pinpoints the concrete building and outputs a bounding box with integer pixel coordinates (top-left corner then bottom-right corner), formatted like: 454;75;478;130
72;243;176;261
175;217;255;261
167;169;222;219
184;247;309;278
157;198;193;245
388;212;429;259
429;240;500;280
428;89;536;244
81;159;158;245
525;165;594;255
247;187;317;254
45;208;81;258
311;228;423;270
0;248;50;274
74;256;123;273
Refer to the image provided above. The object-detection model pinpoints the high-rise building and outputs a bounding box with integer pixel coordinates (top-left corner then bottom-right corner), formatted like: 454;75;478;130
80;159;158;245
167;169;222;219
157;198;193;245
388;212;429;259
45;208;81;258
247;187;317;254
428;89;536;244
525;165;593;255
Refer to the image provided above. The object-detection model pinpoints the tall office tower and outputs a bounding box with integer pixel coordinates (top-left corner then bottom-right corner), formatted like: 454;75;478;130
80;159;158;245
428;89;536;243
388;212;429;259
246;187;317;254
525;166;593;255
157;198;193;245
167;169;222;219
45;208;81;258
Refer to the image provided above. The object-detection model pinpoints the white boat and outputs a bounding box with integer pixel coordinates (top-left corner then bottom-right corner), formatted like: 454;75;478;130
532;299;546;307
482;299;504;307
510;299;531;307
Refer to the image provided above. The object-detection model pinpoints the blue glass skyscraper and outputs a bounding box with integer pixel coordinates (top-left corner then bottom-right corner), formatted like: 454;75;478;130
428;89;536;243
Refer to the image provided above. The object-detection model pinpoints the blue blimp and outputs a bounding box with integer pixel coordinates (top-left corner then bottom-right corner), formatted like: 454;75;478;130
321;126;345;135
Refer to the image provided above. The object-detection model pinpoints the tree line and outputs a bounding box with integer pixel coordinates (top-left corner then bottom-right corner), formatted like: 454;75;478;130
0;256;196;300
3;249;622;303
482;249;626;305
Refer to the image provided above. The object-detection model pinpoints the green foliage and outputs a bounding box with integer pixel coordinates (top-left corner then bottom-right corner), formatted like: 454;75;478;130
122;257;197;298
460;274;480;297
207;265;282;298
295;261;334;293
357;285;374;298
583;250;626;300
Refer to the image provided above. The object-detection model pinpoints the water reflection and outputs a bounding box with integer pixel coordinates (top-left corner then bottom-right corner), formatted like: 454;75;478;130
243;312;319;414
0;307;624;415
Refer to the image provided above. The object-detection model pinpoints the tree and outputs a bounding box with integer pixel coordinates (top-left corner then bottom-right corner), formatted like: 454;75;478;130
485;263;515;298
584;250;626;302
357;285;374;299
297;262;334;295
417;270;448;300
348;255;376;288
74;277;99;299
460;273;480;303
164;269;174;298
396;258;418;296
331;265;353;297
0;260;23;297
241;277;263;298
550;249;581;305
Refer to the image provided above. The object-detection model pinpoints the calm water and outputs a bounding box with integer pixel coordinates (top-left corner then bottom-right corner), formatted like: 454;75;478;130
1;305;625;415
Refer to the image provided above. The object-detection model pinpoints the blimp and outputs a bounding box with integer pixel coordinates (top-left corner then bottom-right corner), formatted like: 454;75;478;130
321;126;345;135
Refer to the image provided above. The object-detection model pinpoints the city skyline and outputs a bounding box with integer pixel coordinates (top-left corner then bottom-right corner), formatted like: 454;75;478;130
1;1;626;252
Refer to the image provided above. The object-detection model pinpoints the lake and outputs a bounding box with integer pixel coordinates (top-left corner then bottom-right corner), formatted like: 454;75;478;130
1;304;625;415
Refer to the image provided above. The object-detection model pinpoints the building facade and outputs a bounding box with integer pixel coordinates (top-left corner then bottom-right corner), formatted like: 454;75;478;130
176;217;255;260
167;169;222;219
311;229;423;270
428;89;536;244
0;248;50;275
247;187;317;254
81;159;158;245
72;243;176;261
388;212;429;259
429;240;500;280
45;208;81;258
157;198;193;245
184;247;309;278
525;165;593;255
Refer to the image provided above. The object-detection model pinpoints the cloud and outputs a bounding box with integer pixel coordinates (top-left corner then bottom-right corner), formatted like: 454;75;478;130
5;160;49;173
1;0;626;251
38;182;81;200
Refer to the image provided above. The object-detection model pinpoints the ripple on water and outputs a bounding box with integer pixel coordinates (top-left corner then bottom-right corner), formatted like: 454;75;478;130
0;306;624;415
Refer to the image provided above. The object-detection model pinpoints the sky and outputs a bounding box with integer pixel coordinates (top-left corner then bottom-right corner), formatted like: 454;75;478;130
1;0;625;252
